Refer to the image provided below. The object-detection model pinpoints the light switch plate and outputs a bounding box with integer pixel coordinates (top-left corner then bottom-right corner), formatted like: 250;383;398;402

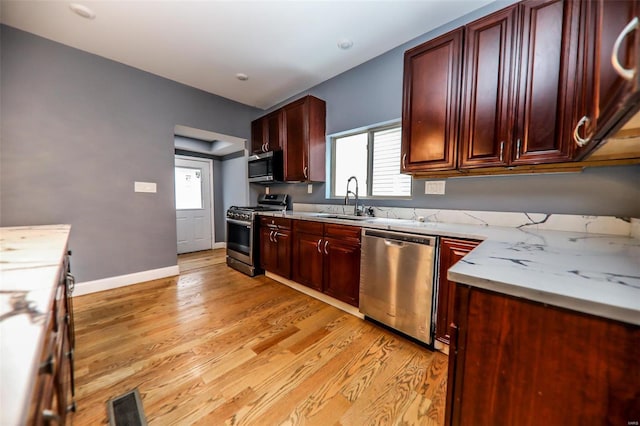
134;181;157;193
265;186;270;195
425;181;446;195
307;184;313;194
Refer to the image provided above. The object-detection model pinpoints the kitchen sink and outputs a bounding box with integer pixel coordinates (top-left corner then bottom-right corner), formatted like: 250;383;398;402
321;214;373;221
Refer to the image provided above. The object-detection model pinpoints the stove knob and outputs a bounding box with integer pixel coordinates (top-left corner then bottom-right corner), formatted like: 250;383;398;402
243;213;251;221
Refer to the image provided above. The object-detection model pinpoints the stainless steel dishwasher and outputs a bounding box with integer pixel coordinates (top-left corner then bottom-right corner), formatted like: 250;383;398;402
359;229;437;345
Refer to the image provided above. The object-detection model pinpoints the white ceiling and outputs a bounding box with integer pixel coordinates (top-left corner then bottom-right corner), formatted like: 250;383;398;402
1;0;495;110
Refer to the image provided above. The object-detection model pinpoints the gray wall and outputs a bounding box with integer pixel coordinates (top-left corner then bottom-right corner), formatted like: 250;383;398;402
252;1;640;217
0;25;259;282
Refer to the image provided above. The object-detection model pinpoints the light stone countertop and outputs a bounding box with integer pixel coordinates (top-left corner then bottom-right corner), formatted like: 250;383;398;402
259;211;640;326
0;225;71;426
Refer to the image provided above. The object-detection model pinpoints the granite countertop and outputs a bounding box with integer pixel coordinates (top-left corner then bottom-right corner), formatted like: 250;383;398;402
0;225;72;426
259;211;640;326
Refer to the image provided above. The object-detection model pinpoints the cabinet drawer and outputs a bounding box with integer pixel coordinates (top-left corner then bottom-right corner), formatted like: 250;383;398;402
293;219;324;235
260;216;291;230
325;224;361;241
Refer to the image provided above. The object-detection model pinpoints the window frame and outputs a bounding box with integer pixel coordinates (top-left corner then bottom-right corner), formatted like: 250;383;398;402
329;122;412;200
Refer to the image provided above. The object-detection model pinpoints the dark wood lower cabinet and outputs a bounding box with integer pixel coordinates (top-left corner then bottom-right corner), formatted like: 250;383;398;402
323;236;360;306
446;285;640;426
30;250;76;424
291;220;361;307
259;217;292;279
435;238;480;344
291;226;324;292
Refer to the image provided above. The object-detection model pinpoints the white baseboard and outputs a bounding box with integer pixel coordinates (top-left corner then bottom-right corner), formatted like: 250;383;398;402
73;265;180;297
213;242;226;249
265;272;364;319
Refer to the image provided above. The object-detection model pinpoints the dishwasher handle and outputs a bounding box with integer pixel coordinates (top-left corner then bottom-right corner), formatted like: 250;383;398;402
384;239;405;247
364;229;436;246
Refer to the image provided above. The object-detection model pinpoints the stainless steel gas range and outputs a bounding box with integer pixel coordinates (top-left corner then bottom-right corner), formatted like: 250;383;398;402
226;194;289;276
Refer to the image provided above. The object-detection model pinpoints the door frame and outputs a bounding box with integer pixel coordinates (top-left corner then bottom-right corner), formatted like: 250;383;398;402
174;154;215;250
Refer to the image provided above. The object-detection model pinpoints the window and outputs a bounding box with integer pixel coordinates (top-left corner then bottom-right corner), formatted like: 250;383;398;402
331;124;411;198
175;167;203;209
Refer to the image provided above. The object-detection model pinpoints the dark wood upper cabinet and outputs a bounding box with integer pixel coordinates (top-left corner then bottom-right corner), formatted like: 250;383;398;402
251;110;283;154
401;28;462;172
250;95;326;181
282;95;326;182
460;0;578;169
511;0;577;164
250;119;264;154
573;0;640;158
459;6;517;168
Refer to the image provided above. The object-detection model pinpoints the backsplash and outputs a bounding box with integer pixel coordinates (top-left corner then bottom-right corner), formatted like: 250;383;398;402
293;203;638;237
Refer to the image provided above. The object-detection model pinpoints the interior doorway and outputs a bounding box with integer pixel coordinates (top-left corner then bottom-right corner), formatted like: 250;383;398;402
175;155;214;254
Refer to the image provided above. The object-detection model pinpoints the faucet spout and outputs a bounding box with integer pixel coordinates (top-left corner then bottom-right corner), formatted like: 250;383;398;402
344;176;360;215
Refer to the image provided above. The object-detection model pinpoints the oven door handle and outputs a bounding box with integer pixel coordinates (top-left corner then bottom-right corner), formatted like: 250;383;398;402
226;218;252;227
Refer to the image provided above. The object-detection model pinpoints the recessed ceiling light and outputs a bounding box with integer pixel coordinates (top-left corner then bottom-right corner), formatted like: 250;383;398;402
236;73;249;81
337;39;354;50
69;3;96;19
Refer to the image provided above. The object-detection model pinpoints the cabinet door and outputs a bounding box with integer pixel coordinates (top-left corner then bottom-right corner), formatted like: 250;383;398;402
323;237;361;307
259;226;276;271
511;0;576;165
435;238;479;344
292;231;324;291
273;229;292;279
251;119;265;154
459;6;517;168
283;98;307;181
264;111;283;152
574;0;639;157
446;285;640;425
401;28;462;172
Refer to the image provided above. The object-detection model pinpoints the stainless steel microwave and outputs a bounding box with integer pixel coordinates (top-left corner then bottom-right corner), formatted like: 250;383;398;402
247;150;284;183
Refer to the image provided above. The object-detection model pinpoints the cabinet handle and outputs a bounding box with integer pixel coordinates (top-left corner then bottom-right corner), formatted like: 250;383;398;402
515;139;521;160
499;141;505;162
612;17;639;81
273;232;279;243
269;230;274;242
316;239;322;253
573;115;592;147
402;153;407;169
303;165;308;179
39;354;55;375
66;273;75;294
265;142;269;152
323;240;329;255
42;410;61;423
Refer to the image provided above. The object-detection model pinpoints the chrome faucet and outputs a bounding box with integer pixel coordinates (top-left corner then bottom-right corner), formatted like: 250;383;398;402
344;176;361;216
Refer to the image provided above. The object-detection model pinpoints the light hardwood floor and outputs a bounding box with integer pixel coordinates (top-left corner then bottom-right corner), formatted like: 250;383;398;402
73;249;448;425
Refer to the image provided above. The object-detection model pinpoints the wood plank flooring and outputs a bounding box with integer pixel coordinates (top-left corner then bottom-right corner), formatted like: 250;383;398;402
73;249;448;425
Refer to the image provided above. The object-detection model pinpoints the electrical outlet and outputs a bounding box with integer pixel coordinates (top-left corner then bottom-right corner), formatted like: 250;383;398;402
265;187;270;195
134;181;156;193
307;184;313;194
425;180;446;195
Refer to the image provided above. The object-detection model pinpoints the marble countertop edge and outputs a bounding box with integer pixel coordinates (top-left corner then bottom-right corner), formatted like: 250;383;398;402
447;270;640;326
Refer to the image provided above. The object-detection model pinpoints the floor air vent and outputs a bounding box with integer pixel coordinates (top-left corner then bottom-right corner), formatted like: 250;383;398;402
107;388;147;426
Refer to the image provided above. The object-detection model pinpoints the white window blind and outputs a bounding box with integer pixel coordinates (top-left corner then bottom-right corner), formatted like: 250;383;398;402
372;127;411;196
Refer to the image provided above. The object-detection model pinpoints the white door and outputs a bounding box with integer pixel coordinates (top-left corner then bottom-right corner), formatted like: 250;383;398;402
175;156;213;254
